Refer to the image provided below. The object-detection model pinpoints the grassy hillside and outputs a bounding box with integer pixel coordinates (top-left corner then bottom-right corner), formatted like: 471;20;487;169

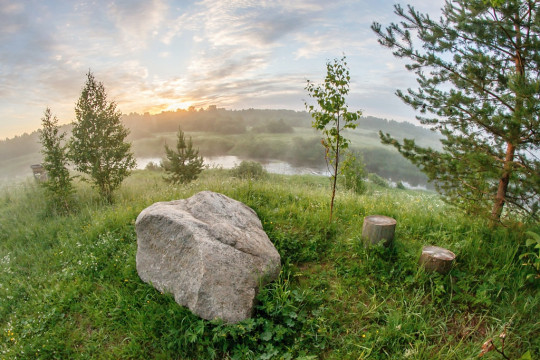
1;170;538;359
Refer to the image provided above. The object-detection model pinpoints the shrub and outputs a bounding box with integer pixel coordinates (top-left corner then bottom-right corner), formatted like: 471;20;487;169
231;161;267;180
340;151;367;194
145;161;162;172
368;173;389;188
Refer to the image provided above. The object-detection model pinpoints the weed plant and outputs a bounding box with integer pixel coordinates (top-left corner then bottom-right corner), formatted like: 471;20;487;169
0;170;538;359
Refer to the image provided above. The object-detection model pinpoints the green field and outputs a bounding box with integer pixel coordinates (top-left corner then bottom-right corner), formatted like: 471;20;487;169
1;169;538;359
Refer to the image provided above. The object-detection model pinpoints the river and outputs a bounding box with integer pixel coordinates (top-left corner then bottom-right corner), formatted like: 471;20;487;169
137;156;428;190
137;156;329;176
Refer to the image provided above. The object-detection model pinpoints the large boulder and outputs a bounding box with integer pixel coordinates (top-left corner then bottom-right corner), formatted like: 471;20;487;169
135;191;281;323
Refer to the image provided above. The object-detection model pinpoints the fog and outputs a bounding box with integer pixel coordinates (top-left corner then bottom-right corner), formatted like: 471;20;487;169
0;108;440;186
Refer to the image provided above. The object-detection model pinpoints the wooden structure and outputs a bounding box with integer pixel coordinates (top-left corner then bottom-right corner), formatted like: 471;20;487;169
361;215;396;247
419;246;456;274
30;164;48;182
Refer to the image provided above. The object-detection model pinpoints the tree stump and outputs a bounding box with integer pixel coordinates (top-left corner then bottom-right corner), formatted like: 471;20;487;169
361;215;396;247
419;246;456;274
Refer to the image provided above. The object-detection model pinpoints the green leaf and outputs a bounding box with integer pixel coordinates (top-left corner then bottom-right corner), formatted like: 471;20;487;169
526;238;538;247
260;330;272;341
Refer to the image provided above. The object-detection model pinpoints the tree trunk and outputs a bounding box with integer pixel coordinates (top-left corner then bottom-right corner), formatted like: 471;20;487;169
490;142;515;222
419;246;456;274
329;114;341;222
361;215;396;247
491;21;523;223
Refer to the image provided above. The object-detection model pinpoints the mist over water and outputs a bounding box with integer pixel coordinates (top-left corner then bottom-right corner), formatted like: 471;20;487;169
137;157;427;190
137;156;329;176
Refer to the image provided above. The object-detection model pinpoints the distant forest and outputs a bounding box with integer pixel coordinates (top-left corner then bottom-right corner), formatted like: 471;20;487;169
0;108;440;185
122;107;438;144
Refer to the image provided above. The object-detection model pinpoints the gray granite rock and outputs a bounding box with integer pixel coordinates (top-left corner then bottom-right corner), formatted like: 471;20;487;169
135;191;281;323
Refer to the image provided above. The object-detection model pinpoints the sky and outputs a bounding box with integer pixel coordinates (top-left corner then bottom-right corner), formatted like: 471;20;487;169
0;0;446;139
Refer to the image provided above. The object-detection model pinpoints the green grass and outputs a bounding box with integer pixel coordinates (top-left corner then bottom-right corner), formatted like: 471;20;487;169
1;170;538;359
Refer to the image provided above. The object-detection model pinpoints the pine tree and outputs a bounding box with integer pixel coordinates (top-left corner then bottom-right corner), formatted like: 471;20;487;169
372;0;539;222
305;56;362;221
70;71;135;203
162;127;204;184
39;107;73;214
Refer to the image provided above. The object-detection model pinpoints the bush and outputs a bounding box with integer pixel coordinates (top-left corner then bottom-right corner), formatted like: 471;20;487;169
340;151;367;194
231;161;267;180
396;181;406;190
368;173;389;188
145;161;162;171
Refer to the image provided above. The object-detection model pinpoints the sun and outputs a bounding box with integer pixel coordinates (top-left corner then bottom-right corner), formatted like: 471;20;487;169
164;100;195;112
142;100;196;115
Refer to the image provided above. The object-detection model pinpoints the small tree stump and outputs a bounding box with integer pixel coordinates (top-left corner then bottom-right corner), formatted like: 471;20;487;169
362;215;396;247
419;246;456;274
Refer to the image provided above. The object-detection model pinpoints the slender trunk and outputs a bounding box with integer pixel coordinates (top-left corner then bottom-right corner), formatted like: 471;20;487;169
330;116;341;222
330;154;338;221
490;142;515;222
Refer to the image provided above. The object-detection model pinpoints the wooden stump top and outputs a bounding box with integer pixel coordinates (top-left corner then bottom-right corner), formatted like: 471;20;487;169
363;215;397;226
419;246;456;274
362;215;397;247
421;246;456;261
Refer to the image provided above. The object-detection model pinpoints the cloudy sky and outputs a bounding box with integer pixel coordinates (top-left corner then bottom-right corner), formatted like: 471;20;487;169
0;0;445;139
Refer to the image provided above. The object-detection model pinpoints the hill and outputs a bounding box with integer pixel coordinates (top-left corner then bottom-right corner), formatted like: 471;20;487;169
0;109;440;185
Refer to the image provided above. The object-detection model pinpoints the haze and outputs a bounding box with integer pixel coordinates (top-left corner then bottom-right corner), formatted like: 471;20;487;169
1;0;444;139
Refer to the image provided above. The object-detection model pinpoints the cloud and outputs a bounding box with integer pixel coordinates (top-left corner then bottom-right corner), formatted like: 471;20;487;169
107;0;168;50
0;0;449;138
168;0;327;107
0;2;24;41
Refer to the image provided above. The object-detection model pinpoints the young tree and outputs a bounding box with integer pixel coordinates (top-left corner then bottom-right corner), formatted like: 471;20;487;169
305;57;362;221
372;0;539;223
70;71;135;203
39;107;73;213
162;127;204;184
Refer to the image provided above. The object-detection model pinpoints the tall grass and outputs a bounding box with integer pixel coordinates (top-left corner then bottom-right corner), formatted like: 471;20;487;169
1;170;538;359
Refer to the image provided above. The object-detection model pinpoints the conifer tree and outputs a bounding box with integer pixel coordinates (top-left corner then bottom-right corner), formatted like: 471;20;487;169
70;71;135;203
305;57;361;221
39;107;73;213
162;127;204;184
372;0;539;222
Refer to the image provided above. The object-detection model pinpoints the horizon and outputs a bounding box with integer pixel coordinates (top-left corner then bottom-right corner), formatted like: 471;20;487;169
1;0;445;139
2;106;429;141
